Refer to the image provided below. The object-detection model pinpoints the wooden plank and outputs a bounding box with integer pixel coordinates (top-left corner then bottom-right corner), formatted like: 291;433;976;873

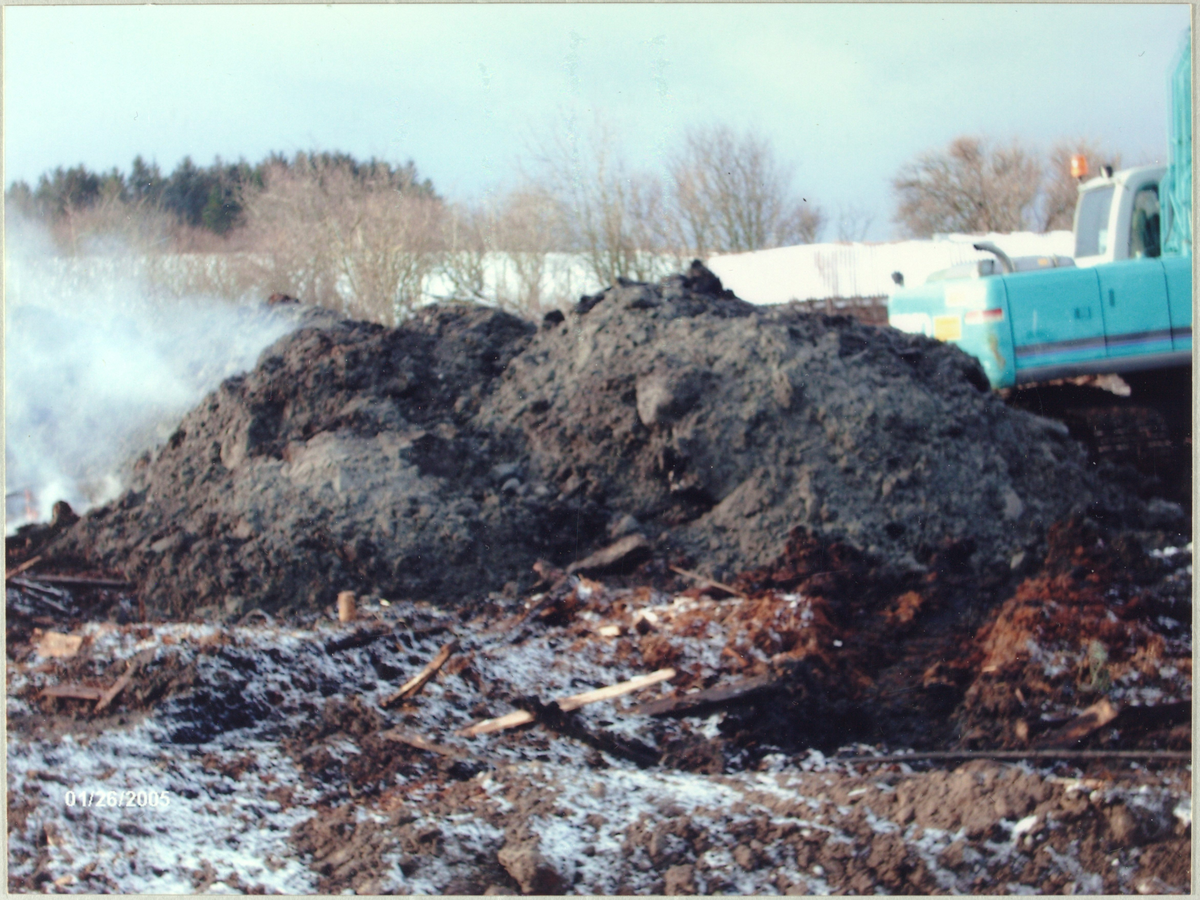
461;709;535;737
669;566;747;599
556;668;677;711
380;639;459;708
8;579;73;614
515;696;661;768
459;668;677;737
5;555;42;580
95;670;134;712
1036;698;1119;748
36;631;83;658
631;673;782;718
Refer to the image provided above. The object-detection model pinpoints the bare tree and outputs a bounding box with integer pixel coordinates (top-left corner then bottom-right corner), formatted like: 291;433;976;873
437;185;565;316
668;125;824;255
438;202;492;303
493;186;563;314
892;136;1042;237
52;185;175;257
531;116;673;287
240;159;346;309
241;158;444;324
1040;139;1121;232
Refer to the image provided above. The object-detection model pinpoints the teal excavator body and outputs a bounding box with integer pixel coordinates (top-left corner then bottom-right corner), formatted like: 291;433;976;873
888;30;1192;390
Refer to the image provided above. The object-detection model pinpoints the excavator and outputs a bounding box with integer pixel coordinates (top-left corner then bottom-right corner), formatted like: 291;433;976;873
887;30;1192;502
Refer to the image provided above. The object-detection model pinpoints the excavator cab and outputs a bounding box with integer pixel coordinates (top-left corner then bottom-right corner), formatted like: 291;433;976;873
1129;185;1161;259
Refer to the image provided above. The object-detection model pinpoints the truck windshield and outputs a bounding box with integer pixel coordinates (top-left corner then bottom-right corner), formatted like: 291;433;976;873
1074;185;1115;257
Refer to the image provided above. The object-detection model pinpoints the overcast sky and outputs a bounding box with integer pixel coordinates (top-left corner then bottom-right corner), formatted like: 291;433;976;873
3;3;1190;240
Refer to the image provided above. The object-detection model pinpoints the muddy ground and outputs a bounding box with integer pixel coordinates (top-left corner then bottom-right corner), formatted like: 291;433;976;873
6;263;1193;893
5;528;1192;893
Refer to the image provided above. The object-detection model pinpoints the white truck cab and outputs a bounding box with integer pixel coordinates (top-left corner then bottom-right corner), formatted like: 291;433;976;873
1072;164;1165;267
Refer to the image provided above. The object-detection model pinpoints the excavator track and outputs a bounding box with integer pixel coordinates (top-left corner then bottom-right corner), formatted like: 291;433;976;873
1003;366;1192;507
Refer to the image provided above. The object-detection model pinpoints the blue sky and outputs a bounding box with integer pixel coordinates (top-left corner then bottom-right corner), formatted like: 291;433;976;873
3;3;1190;240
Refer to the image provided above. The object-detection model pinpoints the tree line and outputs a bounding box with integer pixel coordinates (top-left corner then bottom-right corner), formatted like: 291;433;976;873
7;127;1117;323
892;135;1119;237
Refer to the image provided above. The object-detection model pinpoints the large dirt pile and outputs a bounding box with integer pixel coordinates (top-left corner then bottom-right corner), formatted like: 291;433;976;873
47;263;1146;619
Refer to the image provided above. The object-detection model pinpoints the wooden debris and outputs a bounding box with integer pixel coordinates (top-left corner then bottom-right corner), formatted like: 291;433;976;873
507;579;583;643
8;579;73;615
20;574;134;590
1036;698;1119;748
6;555;42;580
555;668;677;712
597;624;622;638
381;639;459;708
460;667;676;737
380;728;470;759
95;669;134;713
41;685;106;701
36;631;83;659
337;591;357;623
567;534;652;576
531;559;567;587
631;673;782;718
669;565;747;599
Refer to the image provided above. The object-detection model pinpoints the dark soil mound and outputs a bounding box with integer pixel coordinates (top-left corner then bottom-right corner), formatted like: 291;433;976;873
47;264;1146;619
480;265;1142;586
49;305;563;619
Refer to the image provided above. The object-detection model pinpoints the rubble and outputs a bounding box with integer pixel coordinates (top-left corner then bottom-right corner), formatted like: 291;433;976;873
5;545;1191;892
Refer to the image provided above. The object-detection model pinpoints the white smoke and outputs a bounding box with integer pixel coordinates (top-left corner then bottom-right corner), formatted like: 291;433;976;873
4;216;298;532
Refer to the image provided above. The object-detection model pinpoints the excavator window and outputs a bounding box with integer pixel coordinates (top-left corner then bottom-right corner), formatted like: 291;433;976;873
1074;185;1114;258
1129;186;1161;258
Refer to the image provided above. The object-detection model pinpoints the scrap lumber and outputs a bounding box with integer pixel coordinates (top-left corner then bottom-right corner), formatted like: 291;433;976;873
5;555;42;580
631;673;782;718
21;574;134;590
555;669;678;711
669;566;747;599
506;583;576;643
1035;698;1119;748
95;670;134;713
381;639;459;708
41;685;106;701
379;728;470;759
36;631;83;659
337;591;357;623
459;667;676;737
8;580;73;615
567;534;651;576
